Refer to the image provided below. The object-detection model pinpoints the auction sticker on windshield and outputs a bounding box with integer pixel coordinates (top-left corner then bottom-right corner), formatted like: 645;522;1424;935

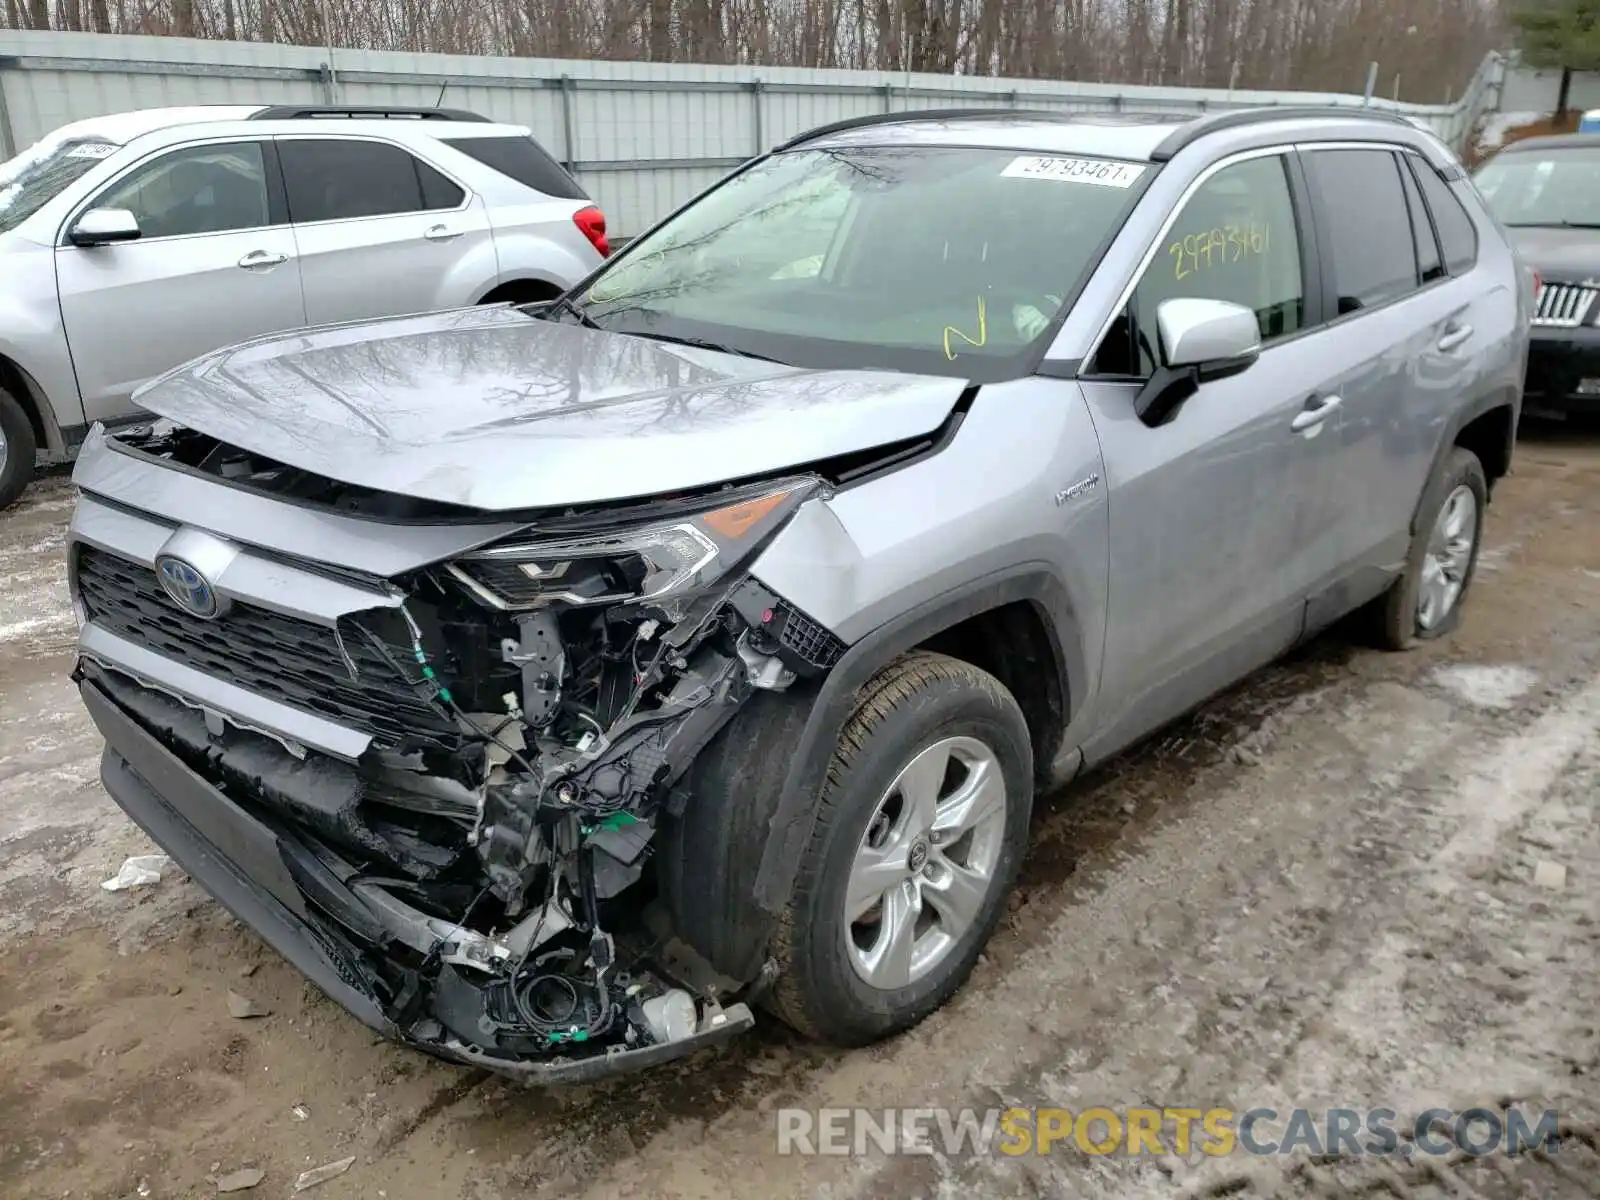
1002;156;1146;188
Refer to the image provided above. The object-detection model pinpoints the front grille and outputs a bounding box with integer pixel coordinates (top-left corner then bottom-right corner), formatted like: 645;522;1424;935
1533;282;1598;328
75;546;460;752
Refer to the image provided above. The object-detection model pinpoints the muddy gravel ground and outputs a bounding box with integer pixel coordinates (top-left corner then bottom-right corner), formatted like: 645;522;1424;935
3;429;1600;1200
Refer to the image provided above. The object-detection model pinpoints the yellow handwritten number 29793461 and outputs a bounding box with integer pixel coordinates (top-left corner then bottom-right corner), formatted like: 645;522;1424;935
1169;222;1270;282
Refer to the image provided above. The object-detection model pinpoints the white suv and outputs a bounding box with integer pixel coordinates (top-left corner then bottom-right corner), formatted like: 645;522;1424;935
0;103;610;506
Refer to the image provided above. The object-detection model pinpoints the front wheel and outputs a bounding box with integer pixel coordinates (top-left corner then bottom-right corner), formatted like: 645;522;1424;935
764;651;1033;1046
1375;445;1488;649
0;386;38;510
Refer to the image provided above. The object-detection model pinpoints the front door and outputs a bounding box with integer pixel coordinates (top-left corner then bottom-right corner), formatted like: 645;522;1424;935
55;139;306;423
1078;149;1348;760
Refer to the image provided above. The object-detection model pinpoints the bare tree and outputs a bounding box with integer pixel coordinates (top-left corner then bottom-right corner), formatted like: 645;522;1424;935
0;0;1506;103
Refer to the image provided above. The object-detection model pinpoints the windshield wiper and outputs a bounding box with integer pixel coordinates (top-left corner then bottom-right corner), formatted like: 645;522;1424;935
543;294;603;328
1505;220;1600;229
540;299;782;364
626;330;785;364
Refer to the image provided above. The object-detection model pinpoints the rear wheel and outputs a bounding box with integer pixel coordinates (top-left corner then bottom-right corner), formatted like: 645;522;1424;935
0;386;37;510
479;281;562;307
763;651;1033;1046
1375;446;1487;649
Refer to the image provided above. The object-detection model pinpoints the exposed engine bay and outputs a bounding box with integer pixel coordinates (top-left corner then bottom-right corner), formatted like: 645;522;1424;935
74;421;856;1077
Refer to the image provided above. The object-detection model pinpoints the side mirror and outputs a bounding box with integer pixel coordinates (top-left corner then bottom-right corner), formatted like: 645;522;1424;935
69;208;141;248
1158;297;1261;368
1135;298;1262;427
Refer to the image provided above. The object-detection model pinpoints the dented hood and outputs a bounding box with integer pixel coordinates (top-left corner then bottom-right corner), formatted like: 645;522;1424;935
132;306;968;512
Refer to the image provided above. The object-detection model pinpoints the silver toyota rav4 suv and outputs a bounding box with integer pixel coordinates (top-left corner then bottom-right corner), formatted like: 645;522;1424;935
67;106;1530;1082
0;103;608;506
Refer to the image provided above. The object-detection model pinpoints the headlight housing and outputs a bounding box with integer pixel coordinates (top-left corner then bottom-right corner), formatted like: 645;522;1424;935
446;478;821;610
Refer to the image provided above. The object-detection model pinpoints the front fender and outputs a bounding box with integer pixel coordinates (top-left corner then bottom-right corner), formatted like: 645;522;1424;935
744;377;1111;914
0;241;83;441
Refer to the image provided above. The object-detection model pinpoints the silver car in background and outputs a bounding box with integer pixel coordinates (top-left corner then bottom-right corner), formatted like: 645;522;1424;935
67;106;1529;1082
0;103;609;506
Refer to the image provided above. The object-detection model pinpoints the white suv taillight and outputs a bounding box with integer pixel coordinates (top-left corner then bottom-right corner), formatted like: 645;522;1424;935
574;206;609;257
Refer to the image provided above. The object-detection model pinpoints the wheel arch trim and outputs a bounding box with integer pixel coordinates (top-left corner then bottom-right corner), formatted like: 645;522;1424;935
751;562;1082;914
1411;386;1518;535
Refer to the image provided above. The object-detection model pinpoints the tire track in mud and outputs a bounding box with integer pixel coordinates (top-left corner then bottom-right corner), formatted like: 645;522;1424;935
908;660;1600;1200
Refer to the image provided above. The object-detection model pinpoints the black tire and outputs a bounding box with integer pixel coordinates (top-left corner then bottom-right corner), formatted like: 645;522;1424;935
1374;446;1488;650
0;386;38;511
763;651;1033;1046
656;684;816;984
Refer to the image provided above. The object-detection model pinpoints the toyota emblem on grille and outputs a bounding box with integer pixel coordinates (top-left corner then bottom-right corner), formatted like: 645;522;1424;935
155;554;220;619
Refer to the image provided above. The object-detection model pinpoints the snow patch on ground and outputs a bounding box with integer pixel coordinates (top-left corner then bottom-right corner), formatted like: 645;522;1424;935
0;612;75;643
1430;662;1540;709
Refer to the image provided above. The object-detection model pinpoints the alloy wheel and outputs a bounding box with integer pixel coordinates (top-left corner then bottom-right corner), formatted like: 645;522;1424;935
843;735;1008;990
1417;484;1478;632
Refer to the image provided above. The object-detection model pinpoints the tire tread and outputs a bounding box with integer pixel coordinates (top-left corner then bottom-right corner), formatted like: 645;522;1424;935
764;650;1027;1042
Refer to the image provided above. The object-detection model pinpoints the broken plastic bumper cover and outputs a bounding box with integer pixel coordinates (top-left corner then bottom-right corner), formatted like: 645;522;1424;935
79;676;754;1083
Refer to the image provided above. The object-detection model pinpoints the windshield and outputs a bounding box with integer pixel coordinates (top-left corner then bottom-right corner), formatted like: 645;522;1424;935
1473;145;1600;228
0;136;119;235
566;145;1148;380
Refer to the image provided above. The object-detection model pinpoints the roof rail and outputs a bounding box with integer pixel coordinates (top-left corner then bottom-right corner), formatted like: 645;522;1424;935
775;107;1077;152
249;105;491;123
1149;105;1418;162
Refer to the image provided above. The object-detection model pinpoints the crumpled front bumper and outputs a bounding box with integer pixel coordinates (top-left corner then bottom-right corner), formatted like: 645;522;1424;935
81;676;754;1084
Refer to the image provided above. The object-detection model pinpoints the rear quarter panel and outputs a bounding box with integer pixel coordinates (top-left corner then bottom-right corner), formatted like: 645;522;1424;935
479;204;604;297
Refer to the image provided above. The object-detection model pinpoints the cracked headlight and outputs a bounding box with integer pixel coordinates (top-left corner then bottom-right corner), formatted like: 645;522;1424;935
447;478;821;610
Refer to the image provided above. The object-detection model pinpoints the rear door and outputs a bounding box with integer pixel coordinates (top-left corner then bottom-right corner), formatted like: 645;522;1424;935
1294;145;1483;595
1079;149;1350;758
276;135;496;324
55;138;305;422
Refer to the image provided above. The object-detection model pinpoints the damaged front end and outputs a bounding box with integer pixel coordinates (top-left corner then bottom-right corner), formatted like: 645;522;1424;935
71;424;849;1080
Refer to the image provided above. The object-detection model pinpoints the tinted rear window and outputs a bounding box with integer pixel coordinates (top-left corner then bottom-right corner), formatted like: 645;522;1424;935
1410;157;1479;275
1399;156;1445;284
442;135;588;200
1306;148;1419;313
280;138;460;222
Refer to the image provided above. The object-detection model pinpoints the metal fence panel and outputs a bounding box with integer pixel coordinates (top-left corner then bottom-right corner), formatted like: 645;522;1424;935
0;29;1503;235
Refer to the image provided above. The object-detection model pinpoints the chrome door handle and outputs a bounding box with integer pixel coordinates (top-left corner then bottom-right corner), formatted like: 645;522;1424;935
424;224;460;242
238;250;289;269
1291;394;1342;432
1437;324;1474;352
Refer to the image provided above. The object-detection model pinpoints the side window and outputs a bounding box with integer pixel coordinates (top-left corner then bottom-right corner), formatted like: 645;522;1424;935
439;135;588;200
1399;158;1445;284
1095;155;1304;377
1409;158;1479;275
1305;149;1419;313
279;139;460;223
94;142;270;239
417;159;465;211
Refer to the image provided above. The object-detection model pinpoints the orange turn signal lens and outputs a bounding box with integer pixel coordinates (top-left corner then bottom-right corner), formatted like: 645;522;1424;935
699;488;798;540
